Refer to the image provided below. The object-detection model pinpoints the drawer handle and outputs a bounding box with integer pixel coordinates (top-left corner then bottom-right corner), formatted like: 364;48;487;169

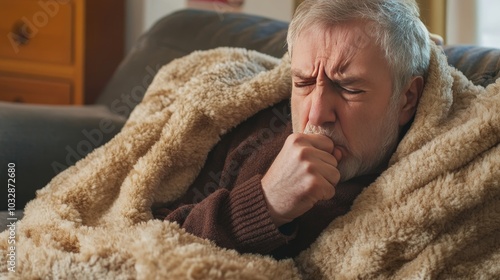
11;20;31;46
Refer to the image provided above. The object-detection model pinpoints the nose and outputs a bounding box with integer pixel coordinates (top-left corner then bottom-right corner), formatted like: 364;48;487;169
308;74;336;127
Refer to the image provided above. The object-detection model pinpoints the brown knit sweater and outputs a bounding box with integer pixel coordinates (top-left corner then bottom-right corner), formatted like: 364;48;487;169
152;100;373;259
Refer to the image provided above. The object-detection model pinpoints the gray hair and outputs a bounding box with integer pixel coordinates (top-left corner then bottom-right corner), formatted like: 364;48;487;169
287;0;431;98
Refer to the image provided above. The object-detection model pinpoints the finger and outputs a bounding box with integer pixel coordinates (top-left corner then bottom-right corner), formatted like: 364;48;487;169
299;133;334;154
302;133;342;162
315;161;341;188
313;149;338;167
308;175;336;201
301;153;340;192
297;143;340;183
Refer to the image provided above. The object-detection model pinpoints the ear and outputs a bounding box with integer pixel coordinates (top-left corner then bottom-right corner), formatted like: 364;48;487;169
398;76;424;126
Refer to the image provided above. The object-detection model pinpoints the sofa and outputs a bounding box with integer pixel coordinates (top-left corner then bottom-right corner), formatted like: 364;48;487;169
1;8;499;214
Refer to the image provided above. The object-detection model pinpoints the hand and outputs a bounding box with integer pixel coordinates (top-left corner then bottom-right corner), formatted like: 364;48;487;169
261;133;342;227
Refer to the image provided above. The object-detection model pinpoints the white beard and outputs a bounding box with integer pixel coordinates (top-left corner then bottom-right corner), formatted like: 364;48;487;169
302;105;400;182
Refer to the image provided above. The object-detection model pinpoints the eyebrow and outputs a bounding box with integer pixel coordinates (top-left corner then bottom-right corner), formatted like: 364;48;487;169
291;69;314;79
333;76;369;86
292;68;369;86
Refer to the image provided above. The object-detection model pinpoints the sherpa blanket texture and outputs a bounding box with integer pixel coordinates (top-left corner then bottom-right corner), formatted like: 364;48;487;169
1;45;499;279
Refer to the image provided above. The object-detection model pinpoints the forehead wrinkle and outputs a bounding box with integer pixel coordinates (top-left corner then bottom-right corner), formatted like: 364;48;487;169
312;59;320;77
322;47;355;79
337;50;355;77
294;23;363;79
320;26;357;78
311;24;356;76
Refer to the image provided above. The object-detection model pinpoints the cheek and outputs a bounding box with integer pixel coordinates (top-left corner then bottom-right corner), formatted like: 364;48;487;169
357;111;380;139
347;106;392;150
290;93;310;132
340;106;376;147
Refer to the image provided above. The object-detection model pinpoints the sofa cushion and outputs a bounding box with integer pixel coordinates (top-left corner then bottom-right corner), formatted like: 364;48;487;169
444;45;500;87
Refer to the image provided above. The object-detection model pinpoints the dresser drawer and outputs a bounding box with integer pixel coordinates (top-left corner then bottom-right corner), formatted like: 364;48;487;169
0;75;72;104
0;0;73;65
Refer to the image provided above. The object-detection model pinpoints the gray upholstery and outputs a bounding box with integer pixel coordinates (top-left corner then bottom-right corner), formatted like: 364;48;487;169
1;9;499;211
97;9;289;116
0;103;125;210
444;45;500;87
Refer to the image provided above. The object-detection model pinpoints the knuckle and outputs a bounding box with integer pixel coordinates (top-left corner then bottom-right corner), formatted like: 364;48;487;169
287;133;300;143
302;175;322;192
297;147;312;161
288;133;307;146
301;160;316;174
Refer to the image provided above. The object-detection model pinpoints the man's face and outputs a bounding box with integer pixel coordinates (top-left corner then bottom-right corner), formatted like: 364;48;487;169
290;21;403;182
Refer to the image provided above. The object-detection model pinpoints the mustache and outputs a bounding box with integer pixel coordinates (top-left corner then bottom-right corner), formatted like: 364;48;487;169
303;124;349;148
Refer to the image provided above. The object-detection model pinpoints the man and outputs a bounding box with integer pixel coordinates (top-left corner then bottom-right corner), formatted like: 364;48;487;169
153;0;430;259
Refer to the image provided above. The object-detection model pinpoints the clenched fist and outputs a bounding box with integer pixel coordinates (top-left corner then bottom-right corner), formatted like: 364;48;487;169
261;133;342;227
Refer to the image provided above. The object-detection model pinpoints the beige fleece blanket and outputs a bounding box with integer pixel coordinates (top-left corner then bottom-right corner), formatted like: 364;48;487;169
1;45;499;279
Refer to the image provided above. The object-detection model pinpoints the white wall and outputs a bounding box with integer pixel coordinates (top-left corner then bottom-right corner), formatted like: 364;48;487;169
477;0;500;48
446;0;478;45
446;0;500;48
127;0;500;53
125;0;294;53
243;1;294;22
126;0;185;52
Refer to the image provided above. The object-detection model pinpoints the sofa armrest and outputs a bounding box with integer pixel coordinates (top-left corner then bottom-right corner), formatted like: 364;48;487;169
0;102;126;210
444;45;500;87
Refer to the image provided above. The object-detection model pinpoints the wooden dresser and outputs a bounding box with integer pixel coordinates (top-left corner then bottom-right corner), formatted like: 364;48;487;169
0;0;124;105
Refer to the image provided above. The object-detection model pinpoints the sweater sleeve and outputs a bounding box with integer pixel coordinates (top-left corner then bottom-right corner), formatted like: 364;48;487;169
157;174;296;255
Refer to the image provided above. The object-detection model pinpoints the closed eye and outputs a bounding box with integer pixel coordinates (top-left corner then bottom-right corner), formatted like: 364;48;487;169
341;87;364;94
334;82;364;94
294;81;316;88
